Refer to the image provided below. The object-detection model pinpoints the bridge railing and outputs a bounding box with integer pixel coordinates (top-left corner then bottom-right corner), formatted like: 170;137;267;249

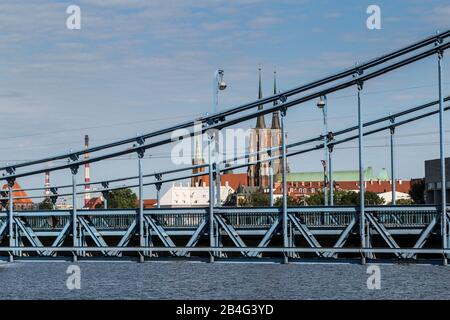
368;206;437;227
0;206;441;231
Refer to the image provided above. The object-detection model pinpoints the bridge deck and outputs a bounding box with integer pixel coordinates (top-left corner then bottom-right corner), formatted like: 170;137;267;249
0;206;447;262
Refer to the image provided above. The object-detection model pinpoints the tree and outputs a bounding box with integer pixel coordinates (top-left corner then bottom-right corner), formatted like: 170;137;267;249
305;190;384;206
238;193;270;207
394;198;414;205
364;191;385;205
274;195;299;207
38;198;54;210
409;179;425;204
233;192;300;207
106;189;138;209
305;192;325;205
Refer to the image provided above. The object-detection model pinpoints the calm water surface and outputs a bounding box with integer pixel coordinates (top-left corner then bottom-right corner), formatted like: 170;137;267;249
0;261;449;299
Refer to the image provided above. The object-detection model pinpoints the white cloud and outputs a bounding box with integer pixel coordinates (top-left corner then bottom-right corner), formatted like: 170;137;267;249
324;12;341;19
248;16;281;29
424;5;450;27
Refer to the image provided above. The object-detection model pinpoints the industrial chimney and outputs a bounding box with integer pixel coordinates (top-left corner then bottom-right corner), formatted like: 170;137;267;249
84;135;91;206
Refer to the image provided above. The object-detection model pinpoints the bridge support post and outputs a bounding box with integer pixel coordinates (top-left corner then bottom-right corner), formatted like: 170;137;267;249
156;180;162;209
437;46;448;264
390;116;396;205
357;77;366;265
101;182;109;210
322;96;329;206
281;107;289;264
71;166;79;261
215;160;221;206
328;144;334;206
8;179;15;262
138;156;145;262
208;131;215;263
269;155;274;207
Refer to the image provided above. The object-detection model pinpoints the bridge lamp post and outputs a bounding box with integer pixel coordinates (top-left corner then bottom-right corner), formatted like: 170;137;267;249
213;69;227;114
213;70;227;207
317;96;329;206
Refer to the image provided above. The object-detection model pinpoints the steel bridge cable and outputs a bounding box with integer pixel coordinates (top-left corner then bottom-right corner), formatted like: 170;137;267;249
1;30;449;173
4;103;450;201
5;38;450;183
1;80;445;153
8;95;450;193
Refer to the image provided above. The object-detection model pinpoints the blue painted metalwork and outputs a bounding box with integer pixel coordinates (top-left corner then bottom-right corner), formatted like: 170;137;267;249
328;141;334;206
0;32;448;264
437;45;448;264
322;95;329;206
208;132;215;262
390;115;396;205
356;75;366;263
281;107;288;263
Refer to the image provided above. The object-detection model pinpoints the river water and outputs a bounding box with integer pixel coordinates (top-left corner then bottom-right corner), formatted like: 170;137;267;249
0;261;449;299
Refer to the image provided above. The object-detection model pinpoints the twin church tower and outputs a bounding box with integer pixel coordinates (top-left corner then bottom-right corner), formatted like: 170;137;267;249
247;67;289;188
192;67;289;189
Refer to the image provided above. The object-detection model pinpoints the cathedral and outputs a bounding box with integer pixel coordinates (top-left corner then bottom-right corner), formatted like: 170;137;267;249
247;67;288;189
191;67;289;190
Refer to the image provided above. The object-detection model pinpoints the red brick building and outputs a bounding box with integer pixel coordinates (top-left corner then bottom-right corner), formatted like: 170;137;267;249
1;182;34;210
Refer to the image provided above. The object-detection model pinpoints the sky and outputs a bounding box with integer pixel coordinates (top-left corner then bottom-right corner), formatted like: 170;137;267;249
0;0;449;202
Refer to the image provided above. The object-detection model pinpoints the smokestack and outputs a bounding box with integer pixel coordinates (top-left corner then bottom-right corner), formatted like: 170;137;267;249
44;171;50;198
84;135;91;206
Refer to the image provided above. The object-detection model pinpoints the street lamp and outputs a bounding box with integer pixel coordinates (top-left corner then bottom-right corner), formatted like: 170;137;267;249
213;69;227;207
317;95;329;206
213;70;227;114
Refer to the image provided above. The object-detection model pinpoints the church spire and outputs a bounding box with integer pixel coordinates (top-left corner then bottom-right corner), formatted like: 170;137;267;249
255;65;266;129
271;67;281;129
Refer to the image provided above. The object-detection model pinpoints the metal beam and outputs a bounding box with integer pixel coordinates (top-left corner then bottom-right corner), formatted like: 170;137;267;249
110;219;137;257
281;108;288;263
390;116;396;205
289;214;323;257
437;47;448;264
144;215;180;256
324;217;357;258
78;216;111;256
405;215;438;259
178;218;207;257
0;219;7;243
14;218;46;256
214;215;248;257
365;213;403;258
45;221;71;257
248;217;280;258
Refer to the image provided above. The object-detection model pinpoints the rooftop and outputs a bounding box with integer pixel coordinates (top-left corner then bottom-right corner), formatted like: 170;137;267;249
278;167;390;182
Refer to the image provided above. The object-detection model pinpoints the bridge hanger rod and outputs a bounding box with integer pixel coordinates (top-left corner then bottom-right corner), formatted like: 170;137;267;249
4;103;449;201
10;94;449;194
1;30;449;173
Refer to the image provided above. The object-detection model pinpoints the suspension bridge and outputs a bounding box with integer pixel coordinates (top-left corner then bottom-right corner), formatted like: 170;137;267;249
0;30;449;264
